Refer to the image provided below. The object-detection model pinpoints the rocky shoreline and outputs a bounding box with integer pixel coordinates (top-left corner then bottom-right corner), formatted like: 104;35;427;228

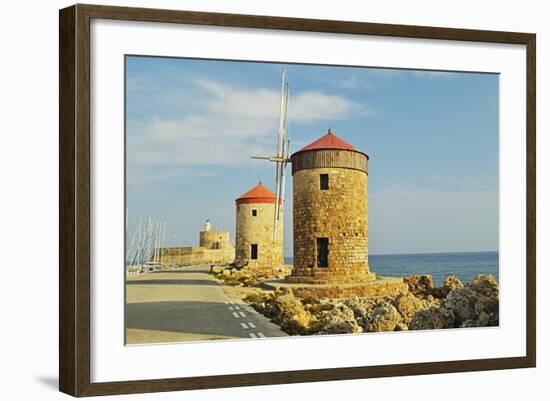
212;267;499;335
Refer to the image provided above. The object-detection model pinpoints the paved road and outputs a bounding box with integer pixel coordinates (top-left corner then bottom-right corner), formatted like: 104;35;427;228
125;265;287;344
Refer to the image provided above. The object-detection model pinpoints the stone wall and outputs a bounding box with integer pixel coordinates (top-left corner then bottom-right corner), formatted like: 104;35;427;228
199;230;231;249
289;159;373;284
159;246;234;266
279;279;407;299
235;202;284;270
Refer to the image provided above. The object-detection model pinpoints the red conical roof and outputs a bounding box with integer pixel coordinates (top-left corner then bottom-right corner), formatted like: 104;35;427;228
298;128;356;152
236;182;277;204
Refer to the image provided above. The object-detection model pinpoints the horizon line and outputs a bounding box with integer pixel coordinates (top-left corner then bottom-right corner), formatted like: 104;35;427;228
283;250;498;258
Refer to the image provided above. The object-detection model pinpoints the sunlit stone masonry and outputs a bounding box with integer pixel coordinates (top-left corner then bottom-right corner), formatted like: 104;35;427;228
287;129;377;285
234;182;284;270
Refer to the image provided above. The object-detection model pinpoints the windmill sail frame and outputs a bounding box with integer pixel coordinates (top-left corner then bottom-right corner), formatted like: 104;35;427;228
250;67;291;242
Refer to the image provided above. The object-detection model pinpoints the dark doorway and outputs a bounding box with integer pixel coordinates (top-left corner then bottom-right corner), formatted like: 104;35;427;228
317;237;329;267
251;244;258;260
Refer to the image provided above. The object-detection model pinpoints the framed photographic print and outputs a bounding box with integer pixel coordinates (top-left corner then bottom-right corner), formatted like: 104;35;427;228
59;4;536;397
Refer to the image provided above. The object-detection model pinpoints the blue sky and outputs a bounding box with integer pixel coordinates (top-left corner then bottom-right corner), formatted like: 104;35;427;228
126;56;499;255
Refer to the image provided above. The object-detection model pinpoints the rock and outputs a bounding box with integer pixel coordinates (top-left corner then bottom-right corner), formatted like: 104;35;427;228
460;311;490;328
392;292;430;324
257;294;278;319
475;296;499;326
409;307;455;330
315;303;363;334
235;273;258;287
343;295;370;319
429;287;446;299
278;287;292;295
243;278;259;286
394;322;409;331
364;302;403;332
430;275;465;299
403;275;434;296
243;292;273;315
271;291;312;335
478;311;490;326
235;273;251;280
244;292;268;305
443;288;481;325
342;295;378;328
440;277;498;327
225;279;243;286
424;294;438;304
443;275;464;292
467;274;499;298
210;266;224;275
443;274;499;328
303;298;335;317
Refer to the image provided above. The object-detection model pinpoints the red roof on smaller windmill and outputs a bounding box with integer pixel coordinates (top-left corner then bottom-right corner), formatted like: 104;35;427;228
298;129;356;152
236;182;278;204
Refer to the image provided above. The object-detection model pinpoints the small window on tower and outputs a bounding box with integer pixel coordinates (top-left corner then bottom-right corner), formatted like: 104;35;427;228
320;174;329;190
252;209;257;217
251;244;258;260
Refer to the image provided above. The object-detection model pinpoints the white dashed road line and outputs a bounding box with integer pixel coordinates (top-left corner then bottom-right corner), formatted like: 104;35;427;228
227;299;260;338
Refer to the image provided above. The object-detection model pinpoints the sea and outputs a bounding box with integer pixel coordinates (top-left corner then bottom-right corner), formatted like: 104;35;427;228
284;251;499;287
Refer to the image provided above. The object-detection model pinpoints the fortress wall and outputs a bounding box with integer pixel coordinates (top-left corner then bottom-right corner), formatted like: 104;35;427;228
199;230;232;249
159;246;235;266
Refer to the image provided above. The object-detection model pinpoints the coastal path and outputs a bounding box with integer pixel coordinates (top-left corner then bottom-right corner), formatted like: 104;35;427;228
125;264;287;344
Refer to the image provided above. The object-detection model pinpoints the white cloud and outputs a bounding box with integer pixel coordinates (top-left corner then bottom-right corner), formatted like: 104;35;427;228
195;79;364;122
410;70;456;79
339;76;361;89
334;68;456;91
292;90;367;120
127;78;370;169
127;166;216;187
427;174;498;191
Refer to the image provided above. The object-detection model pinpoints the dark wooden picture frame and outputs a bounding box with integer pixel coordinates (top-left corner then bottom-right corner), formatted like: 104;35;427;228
59;3;536;397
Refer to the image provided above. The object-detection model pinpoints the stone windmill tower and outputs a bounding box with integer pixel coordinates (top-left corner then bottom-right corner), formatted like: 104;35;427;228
287;129;376;284
234;182;284;270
